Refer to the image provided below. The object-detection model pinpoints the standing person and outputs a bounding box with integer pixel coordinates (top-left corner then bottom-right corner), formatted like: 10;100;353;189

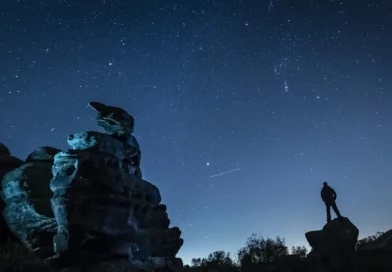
321;181;343;223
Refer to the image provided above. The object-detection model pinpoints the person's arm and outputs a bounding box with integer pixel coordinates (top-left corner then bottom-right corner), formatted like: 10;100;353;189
332;189;337;200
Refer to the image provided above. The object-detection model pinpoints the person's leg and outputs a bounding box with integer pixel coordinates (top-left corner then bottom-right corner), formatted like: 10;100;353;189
326;203;331;223
331;201;342;219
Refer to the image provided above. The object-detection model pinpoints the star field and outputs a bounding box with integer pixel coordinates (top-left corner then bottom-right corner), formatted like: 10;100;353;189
1;0;392;264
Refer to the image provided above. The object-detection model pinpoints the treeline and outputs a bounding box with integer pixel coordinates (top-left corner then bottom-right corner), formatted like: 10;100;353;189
0;231;384;272
188;234;307;271
187;232;384;271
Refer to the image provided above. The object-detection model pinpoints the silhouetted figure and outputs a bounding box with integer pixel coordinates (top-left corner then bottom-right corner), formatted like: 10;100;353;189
321;181;343;223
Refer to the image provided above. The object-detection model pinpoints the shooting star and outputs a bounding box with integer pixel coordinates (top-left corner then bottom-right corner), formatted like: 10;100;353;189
210;168;241;178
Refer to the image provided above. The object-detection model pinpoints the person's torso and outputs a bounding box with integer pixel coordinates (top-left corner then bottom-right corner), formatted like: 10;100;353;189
321;186;334;201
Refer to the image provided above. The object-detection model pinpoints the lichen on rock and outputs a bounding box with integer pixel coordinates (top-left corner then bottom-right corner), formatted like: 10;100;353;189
1;146;58;258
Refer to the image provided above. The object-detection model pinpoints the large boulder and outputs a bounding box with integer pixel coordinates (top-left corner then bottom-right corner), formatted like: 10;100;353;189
1;146;60;258
0;103;183;272
88;102;142;167
0;144;24;244
26;146;62;162
305;217;359;270
50;131;183;269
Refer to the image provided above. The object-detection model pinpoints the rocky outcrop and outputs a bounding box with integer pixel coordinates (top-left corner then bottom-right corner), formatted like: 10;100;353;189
26;146;62;163
305;217;359;271
358;229;392;251
262;218;364;271
0;144;24;244
89;101;141;167
1;146;60;258
50;131;183;265
1;102;183;271
354;229;392;271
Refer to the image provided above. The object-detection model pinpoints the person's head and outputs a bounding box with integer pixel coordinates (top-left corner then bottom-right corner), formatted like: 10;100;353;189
323;181;328;187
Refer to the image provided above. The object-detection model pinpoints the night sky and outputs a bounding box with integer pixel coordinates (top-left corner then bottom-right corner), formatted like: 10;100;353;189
1;0;392;264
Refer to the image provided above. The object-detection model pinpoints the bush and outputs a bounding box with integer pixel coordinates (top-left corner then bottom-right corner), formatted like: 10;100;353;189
356;231;384;249
237;234;289;267
191;250;238;272
290;245;308;258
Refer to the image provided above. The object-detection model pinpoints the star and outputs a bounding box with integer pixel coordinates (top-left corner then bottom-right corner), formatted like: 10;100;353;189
1;0;391;267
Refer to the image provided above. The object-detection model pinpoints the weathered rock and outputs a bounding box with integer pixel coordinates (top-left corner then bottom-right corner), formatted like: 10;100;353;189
0;104;183;271
3;161;55;216
1;160;57;258
88;101;134;141
26;146;62;162
0;144;24;244
88;101;142;167
66;131;140;170
1;146;56;251
50;130;182;268
305;217;359;270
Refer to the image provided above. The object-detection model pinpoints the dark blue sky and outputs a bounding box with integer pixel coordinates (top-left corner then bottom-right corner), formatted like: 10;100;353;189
1;0;392;264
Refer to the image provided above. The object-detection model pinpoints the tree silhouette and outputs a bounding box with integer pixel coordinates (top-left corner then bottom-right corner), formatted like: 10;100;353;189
356;231;384;249
190;250;238;271
191;258;202;267
189;235;310;272
237;234;289;267
206;251;234;266
290;246;308;258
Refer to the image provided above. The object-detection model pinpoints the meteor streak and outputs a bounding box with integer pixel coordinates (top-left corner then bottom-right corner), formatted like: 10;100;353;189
210;168;241;178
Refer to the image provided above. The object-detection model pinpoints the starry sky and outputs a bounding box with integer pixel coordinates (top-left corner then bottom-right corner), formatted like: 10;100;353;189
1;0;392;265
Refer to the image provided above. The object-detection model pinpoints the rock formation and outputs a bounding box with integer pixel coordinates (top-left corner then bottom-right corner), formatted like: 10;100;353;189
1;102;183;271
89;101;141;167
305;217;359;271
354;229;392;271
1;146;61;258
304;221;392;271
0;144;24;244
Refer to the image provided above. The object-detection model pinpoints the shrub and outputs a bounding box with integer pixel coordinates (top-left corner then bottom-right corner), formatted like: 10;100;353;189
237;234;289;266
